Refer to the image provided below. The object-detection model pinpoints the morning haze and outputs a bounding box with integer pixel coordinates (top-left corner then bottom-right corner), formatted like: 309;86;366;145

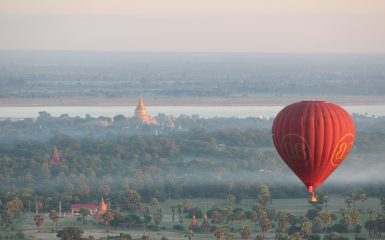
1;0;385;52
1;1;385;240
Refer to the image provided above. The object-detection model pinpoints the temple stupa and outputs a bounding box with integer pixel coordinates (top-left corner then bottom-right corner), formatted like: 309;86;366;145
49;146;67;166
134;97;159;125
99;197;108;215
190;215;197;230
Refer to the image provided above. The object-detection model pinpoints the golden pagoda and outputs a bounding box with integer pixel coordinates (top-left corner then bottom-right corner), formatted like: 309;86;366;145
134;97;159;125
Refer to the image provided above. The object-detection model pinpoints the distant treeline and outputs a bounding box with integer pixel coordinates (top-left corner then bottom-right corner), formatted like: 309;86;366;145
0;113;384;213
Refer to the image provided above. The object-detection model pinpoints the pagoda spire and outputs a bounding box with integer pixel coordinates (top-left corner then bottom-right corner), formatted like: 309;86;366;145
99;197;108;215
190;214;197;230
134;96;159;125
52;145;60;162
139;96;144;107
201;212;210;232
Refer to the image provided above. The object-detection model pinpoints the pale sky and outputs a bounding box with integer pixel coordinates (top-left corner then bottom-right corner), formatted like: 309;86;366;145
0;0;384;53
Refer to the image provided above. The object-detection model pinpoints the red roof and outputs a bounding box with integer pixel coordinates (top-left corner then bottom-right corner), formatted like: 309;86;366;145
71;204;98;211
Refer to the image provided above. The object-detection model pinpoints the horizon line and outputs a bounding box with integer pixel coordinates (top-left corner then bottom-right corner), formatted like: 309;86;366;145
1;49;385;55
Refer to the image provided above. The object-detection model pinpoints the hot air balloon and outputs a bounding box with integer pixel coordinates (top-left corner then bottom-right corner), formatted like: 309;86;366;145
272;101;355;203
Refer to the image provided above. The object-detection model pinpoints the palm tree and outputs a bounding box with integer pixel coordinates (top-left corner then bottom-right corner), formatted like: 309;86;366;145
277;211;289;234
49;210;60;233
252;213;260;232
340;208;348;217
345;197;353;212
261;218;272;239
351;209;361;238
103;210;114;229
1;210;12;225
312;216;323;233
300;219;312;238
376;213;385;238
323;196;329;211
153;208;163;226
351;192;358;211
224;228;236;240
319;211;332;233
79;208;90;224
227;195;236;205
177;204;184;224
359;193;367;210
288;232;303;240
184;229;194;240
223;207;232;224
379;195;385;213
255;235;264;240
367;208;375;221
34;214;44;232
142;231;150;240
214;227;222;240
212;210;223;224
275;233;287;240
233;208;245;230
151;197;159;208
241;225;251;240
171;205;176;223
258;184;271;207
227;233;236;240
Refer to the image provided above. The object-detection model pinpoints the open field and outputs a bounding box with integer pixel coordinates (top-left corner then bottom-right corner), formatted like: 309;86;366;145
7;196;382;239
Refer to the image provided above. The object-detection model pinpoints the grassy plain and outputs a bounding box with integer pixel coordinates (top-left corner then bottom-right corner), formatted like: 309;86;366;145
9;196;381;239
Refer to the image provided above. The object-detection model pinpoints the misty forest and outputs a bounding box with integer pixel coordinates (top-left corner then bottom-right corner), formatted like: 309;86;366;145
0;52;385;240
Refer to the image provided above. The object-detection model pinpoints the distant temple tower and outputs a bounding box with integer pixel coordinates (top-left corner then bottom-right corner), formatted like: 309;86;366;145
201;213;210;232
134;97;159;125
99;197;108;215
190;215;197;230
49;146;67;166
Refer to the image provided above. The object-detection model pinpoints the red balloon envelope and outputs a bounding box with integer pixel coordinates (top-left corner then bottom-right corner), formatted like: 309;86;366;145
272;101;355;194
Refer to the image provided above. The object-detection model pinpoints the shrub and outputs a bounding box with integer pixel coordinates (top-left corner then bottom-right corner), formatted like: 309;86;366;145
173;224;184;231
330;223;349;233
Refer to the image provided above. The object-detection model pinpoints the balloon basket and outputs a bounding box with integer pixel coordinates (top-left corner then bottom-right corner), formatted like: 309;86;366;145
308;192;318;204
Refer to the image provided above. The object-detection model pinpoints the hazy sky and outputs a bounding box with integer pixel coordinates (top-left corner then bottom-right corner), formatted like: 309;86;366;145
1;0;384;53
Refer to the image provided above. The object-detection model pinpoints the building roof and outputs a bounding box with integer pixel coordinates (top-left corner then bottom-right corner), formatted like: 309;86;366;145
70;204;98;211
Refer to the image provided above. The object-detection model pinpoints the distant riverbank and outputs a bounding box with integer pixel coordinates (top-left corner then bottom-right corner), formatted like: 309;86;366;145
1;94;385;107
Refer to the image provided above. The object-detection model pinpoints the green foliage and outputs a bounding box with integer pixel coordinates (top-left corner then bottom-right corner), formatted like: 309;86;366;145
323;232;349;240
173;224;184;231
34;214;44;232
330;223;349;233
240;224;251;240
305;209;320;221
147;224;160;231
185;207;203;219
57;226;84;240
